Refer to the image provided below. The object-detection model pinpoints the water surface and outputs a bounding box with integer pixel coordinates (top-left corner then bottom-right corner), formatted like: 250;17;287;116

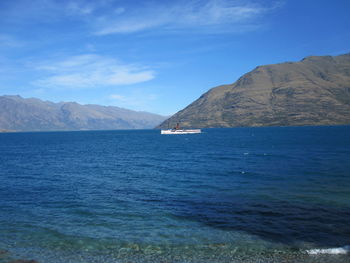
0;126;349;262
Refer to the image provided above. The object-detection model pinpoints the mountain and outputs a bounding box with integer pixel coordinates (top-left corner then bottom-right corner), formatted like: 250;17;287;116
158;53;350;128
0;95;166;131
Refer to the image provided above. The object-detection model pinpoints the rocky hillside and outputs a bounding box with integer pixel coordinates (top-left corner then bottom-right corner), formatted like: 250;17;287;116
0;95;166;131
158;53;350;128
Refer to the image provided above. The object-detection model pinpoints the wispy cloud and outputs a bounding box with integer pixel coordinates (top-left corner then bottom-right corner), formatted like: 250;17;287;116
0;34;23;47
95;0;279;35
0;0;280;36
0;0;108;25
109;92;158;111
33;54;155;89
66;1;95;15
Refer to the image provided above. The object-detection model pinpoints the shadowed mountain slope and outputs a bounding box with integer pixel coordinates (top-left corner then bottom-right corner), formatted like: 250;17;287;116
0;95;166;131
158;53;350;128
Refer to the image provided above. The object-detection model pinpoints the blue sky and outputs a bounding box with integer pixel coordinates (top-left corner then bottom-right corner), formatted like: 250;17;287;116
0;0;349;115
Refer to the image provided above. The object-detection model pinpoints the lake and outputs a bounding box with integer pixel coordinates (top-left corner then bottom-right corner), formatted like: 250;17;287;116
0;126;349;262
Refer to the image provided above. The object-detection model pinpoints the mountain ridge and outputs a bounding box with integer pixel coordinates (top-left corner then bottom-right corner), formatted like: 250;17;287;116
0;95;166;131
157;53;350;128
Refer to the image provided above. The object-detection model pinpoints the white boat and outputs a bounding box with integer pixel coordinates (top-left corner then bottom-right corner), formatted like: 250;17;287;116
161;123;201;134
161;129;201;134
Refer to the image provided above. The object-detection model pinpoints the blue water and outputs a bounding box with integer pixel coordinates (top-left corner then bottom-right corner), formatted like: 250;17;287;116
0;126;349;263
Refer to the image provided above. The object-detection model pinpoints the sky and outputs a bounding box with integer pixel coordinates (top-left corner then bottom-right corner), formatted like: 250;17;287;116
0;0;349;115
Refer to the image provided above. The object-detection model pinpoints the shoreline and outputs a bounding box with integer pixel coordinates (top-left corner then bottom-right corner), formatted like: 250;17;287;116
1;243;350;263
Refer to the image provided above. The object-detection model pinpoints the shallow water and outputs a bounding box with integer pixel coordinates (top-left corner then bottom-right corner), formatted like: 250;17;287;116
0;126;349;262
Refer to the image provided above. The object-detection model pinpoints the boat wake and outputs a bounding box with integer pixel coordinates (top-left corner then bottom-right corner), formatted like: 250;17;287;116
306;245;350;255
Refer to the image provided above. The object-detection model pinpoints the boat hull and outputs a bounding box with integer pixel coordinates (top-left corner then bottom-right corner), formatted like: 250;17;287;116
161;129;201;134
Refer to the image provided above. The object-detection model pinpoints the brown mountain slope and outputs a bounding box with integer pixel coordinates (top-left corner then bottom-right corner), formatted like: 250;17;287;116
158;53;350;128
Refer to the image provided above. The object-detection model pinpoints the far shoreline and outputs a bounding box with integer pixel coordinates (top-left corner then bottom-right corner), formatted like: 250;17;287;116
0;124;350;134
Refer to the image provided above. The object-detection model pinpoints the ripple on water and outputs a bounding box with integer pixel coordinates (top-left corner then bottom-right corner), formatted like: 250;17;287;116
1;127;350;262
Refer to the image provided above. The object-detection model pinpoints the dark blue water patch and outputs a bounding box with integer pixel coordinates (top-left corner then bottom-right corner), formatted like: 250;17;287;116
0;126;350;262
167;196;350;247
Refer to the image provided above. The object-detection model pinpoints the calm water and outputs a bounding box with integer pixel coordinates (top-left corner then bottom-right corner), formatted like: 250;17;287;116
0;126;349;263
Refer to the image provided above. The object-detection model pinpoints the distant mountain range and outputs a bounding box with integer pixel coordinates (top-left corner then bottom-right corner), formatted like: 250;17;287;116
157;53;350;128
0;95;166;131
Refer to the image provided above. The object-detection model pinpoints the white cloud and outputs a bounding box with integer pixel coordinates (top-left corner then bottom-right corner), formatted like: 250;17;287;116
95;0;278;35
1;0;279;36
34;54;155;88
110;94;125;100
66;1;94;15
0;34;22;47
109;92;158;111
